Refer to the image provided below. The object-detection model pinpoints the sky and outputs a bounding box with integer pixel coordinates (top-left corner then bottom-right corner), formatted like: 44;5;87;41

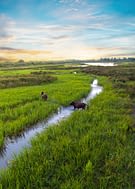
0;0;135;61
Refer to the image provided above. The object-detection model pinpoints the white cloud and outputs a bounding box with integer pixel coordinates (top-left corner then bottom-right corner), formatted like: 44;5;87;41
0;14;16;44
0;0;135;61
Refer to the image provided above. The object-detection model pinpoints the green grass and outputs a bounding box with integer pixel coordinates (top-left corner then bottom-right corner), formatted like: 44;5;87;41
0;69;34;76
83;64;135;130
0;61;80;72
0;72;57;88
0;64;135;188
0;76;134;189
0;72;92;148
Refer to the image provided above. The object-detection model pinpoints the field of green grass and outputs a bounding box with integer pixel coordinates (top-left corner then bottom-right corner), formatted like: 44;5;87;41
0;76;134;189
0;70;91;148
0;62;135;188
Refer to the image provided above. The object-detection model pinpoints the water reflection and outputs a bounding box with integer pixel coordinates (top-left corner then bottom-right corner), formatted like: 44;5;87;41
80;62;116;67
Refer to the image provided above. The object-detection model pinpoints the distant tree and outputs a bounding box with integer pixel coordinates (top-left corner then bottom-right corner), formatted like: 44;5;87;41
18;59;25;63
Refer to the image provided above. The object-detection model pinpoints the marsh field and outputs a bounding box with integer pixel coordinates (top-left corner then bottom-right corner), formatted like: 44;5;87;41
0;62;135;189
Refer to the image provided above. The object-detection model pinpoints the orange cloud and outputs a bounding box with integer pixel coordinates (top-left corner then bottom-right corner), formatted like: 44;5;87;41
0;48;53;61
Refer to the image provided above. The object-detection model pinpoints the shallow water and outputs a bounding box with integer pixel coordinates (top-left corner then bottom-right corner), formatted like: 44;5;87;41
80;62;115;67
0;79;103;169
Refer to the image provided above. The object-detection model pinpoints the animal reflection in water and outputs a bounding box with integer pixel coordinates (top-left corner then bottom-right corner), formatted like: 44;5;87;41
70;101;87;110
41;91;48;101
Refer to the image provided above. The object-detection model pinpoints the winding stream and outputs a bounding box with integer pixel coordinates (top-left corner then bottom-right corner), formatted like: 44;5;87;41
0;79;103;169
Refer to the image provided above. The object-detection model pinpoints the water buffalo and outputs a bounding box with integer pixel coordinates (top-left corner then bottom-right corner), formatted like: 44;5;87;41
41;91;48;101
70;101;86;110
127;125;135;132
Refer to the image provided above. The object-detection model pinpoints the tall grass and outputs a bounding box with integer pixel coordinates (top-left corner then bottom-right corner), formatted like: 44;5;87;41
0;77;134;189
0;73;92;148
0;72;57;88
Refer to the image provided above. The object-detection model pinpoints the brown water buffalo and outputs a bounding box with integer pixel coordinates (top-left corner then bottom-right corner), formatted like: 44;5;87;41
41;91;48;101
70;101;86;110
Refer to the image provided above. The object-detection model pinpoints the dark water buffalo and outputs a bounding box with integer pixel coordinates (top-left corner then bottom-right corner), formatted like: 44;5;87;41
70;101;86;110
41;91;48;101
127;125;135;132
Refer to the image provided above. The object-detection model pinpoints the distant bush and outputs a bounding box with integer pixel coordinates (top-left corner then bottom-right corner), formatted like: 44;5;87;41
0;74;57;88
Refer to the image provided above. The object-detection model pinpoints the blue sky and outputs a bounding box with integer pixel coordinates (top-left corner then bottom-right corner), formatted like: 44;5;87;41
0;0;135;61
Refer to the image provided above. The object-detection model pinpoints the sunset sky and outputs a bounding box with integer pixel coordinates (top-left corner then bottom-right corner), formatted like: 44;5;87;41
0;0;135;61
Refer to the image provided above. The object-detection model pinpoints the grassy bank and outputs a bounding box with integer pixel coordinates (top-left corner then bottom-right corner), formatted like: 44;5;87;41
82;64;135;129
0;77;134;189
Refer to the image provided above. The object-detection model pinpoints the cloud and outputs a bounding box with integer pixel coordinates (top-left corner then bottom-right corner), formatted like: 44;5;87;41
38;24;79;34
0;47;52;55
0;14;15;44
0;47;17;50
51;35;70;40
0;56;9;62
106;52;135;57
127;23;135;27
5;23;77;50
0;46;53;61
0;0;134;61
55;0;107;24
59;0;80;3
